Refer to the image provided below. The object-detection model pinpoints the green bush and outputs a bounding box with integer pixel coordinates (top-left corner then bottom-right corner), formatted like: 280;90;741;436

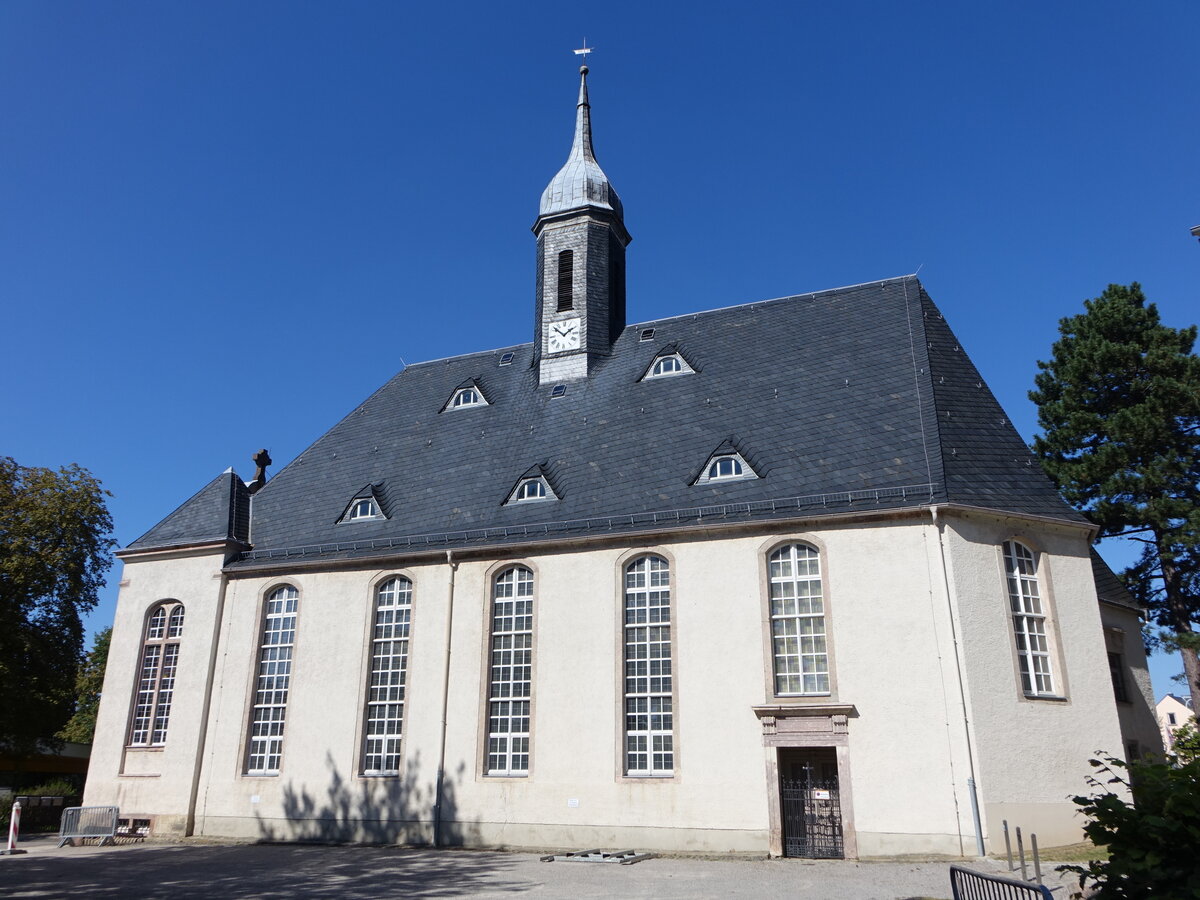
1061;756;1200;899
19;778;80;798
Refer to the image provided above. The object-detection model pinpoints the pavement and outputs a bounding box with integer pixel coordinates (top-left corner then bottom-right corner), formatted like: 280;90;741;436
1;834;1082;899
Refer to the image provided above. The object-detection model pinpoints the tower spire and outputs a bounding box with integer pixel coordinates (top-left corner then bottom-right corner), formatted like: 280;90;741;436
572;65;594;162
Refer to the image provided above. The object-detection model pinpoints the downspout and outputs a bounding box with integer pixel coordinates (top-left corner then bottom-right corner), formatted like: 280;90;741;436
931;506;987;857
185;562;231;836
433;549;458;848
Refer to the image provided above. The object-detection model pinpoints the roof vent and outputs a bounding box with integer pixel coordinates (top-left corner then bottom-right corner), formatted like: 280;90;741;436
499;352;515;366
640;328;656;342
550;384;567;399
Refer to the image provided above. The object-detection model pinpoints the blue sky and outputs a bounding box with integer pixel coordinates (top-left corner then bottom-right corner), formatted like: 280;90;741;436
3;2;1197;697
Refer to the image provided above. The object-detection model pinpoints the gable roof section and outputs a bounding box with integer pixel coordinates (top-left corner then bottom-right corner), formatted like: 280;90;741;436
232;276;1084;566
125;469;251;552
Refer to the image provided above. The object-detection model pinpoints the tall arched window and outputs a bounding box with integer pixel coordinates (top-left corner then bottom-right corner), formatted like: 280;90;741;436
486;566;534;775
128;601;184;746
246;585;298;775
624;555;674;775
768;543;829;695
361;577;413;776
1003;541;1055;696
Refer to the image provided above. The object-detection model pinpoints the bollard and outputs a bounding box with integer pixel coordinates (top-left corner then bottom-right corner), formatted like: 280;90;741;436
1031;832;1043;885
1017;826;1028;882
1003;819;1013;871
1;801;28;855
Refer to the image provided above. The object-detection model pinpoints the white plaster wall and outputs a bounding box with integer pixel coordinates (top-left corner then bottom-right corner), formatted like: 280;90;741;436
84;549;229;833
96;513;1126;854
944;516;1127;847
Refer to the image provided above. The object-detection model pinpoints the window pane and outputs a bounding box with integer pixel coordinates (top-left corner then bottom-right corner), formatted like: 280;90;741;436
486;567;534;775
1003;542;1054;696
624;556;673;775
247;586;298;774
769;545;829;697
362;578;412;775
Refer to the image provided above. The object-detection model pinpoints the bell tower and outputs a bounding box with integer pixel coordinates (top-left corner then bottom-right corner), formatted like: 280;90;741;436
533;63;631;385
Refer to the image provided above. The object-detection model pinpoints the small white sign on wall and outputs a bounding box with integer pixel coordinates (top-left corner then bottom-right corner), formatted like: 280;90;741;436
567;798;579;808
811;789;831;800
250;795;261;805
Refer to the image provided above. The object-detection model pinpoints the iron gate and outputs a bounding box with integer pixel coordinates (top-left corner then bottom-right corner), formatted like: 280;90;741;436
781;775;843;858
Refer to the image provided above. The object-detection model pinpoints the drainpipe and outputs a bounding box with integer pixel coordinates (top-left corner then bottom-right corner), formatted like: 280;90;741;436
931;506;986;857
433;549;458;848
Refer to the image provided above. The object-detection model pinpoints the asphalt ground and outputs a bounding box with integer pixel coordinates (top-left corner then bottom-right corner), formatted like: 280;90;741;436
1;835;1082;899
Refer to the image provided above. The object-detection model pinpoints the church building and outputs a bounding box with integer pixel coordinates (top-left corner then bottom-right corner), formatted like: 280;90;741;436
86;64;1160;857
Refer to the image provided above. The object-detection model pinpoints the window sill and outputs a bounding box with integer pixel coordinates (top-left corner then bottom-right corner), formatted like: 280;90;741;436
1023;693;1069;703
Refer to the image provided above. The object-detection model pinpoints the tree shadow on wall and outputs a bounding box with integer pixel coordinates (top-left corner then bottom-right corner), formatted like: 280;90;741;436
255;750;480;849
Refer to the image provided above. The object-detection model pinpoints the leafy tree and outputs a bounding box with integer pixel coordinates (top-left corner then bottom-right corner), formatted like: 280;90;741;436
1061;756;1200;899
1030;283;1200;711
1169;720;1200;764
56;627;112;744
0;457;115;753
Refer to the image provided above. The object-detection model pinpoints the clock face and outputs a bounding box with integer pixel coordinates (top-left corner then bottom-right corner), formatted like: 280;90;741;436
548;317;582;353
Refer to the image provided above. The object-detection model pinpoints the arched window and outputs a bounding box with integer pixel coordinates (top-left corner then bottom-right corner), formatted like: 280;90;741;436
452;388;482;408
486;566;534;775
516;479;546;501
1003;541;1055;696
768;544;829;695
708;456;743;479
624;555;674;775
128;601;184;746
652;355;683;377
362;577;413;776
246;585;298;775
349;499;379;520
556;250;574;311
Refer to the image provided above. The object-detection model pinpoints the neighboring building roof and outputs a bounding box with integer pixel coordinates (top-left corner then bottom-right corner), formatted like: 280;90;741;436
196;275;1087;568
1091;550;1141;612
125;469;250;552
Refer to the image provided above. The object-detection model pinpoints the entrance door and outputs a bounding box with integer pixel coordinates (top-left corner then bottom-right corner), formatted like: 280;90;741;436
779;747;844;859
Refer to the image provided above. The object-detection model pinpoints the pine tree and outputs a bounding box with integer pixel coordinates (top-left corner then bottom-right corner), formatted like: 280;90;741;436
1030;283;1200;711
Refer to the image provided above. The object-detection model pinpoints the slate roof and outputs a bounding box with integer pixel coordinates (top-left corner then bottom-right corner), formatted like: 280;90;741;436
125;470;250;552
134;274;1086;568
1091;550;1141;612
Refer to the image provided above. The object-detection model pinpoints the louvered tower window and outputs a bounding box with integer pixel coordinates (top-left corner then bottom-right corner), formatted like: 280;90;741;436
556;250;574;311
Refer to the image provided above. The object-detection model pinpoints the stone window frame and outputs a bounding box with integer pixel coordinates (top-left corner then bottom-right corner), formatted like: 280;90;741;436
617;551;678;779
481;563;537;777
244;583;300;776
1000;539;1067;701
359;573;415;777
126;600;185;748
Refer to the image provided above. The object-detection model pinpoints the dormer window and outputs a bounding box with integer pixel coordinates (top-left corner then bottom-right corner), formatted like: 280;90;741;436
641;349;696;381
692;442;759;485
442;379;490;412
707;456;743;479
453;388;483;408
504;465;560;506
348;499;380;520
337;486;388;524
516;479;547;501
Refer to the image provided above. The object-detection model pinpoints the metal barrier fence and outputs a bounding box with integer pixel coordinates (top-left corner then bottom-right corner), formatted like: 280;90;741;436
57;806;119;847
949;865;1054;900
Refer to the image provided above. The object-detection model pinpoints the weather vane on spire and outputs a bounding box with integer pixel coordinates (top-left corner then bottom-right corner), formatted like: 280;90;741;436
573;39;594;64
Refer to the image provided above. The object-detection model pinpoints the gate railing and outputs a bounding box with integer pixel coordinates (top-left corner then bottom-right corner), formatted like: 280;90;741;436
780;776;844;859
949;865;1054;900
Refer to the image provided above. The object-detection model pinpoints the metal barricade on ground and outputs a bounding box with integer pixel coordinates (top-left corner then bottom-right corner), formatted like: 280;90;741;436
57;806;119;848
950;864;1054;900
